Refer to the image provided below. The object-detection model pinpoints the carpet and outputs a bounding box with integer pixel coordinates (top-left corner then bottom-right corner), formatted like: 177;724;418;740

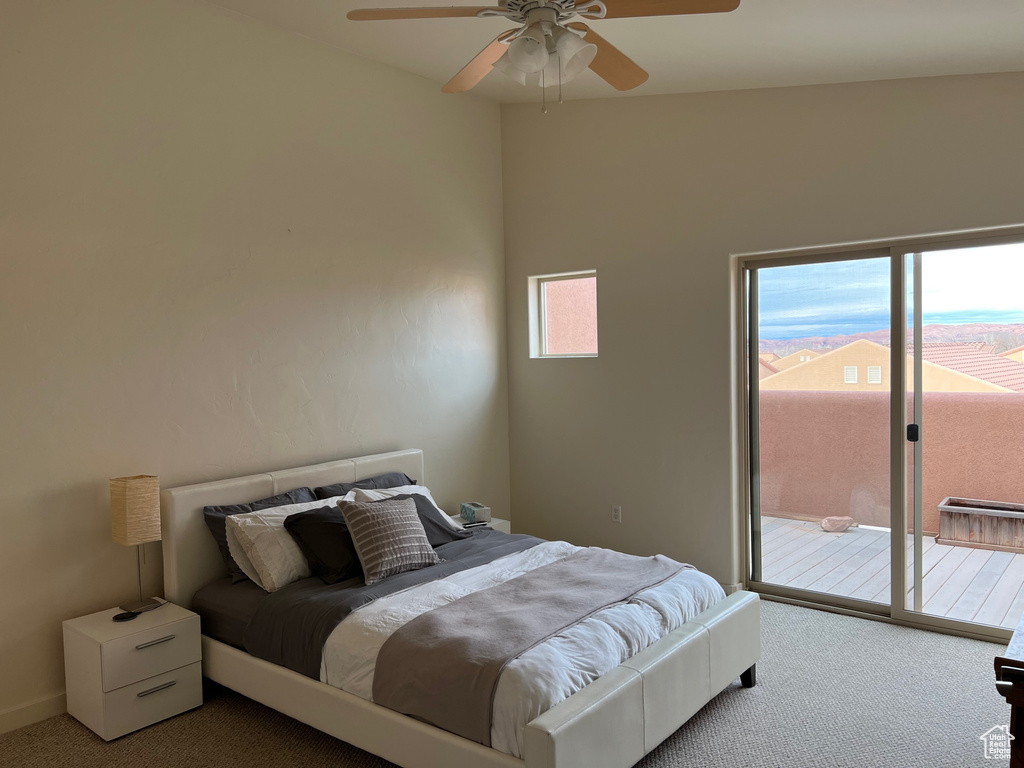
0;601;1008;767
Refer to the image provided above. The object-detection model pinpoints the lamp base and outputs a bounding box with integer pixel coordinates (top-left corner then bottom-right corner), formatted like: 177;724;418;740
118;597;163;614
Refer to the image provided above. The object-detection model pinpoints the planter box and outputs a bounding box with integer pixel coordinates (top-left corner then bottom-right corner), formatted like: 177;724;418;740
937;497;1024;553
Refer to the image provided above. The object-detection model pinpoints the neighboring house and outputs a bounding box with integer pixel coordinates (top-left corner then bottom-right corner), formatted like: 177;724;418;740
1001;345;1024;364
760;339;1012;392
772;348;822;372
758;359;780;380
759;352;780;364
919;343;1024;392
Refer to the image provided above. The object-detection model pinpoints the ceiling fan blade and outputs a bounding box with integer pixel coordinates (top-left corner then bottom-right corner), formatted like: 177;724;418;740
567;23;648;91
347;6;501;20
596;0;739;19
442;30;516;93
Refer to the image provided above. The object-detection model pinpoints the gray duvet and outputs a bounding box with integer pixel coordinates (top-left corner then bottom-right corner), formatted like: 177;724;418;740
243;528;543;678
372;548;691;746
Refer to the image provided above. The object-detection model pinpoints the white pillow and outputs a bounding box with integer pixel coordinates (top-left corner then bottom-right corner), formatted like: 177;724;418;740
352;484;463;531
226;493;355;592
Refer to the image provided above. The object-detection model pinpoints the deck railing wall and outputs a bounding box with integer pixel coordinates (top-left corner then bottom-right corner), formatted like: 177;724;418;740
758;391;1024;532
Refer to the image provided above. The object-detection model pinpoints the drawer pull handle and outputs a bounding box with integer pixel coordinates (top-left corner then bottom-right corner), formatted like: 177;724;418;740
135;634;175;650
136;681;176;698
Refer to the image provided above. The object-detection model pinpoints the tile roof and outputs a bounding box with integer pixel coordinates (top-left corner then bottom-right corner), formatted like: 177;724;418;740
912;342;1024;392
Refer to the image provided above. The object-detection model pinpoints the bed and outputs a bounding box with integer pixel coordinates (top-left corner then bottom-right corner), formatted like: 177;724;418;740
161;448;760;768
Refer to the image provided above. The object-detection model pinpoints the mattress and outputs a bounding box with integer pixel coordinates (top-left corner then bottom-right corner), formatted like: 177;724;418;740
191;576;268;648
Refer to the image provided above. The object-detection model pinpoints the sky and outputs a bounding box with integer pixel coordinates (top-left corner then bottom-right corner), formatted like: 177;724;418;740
757;244;1024;340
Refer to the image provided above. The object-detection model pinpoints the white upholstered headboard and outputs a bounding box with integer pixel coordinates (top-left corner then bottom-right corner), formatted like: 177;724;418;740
160;449;424;609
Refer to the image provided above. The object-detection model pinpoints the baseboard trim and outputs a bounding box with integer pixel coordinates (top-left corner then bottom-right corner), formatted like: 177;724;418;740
721;582;744;595
0;693;66;735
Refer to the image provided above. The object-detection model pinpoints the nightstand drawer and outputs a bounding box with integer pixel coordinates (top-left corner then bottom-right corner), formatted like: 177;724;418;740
102;661;202;740
101;616;200;692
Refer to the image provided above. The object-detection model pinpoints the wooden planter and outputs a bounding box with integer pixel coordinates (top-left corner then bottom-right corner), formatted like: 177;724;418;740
937;497;1024;553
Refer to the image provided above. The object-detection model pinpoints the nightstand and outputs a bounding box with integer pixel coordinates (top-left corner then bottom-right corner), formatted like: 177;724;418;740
449;514;511;534
63;601;202;740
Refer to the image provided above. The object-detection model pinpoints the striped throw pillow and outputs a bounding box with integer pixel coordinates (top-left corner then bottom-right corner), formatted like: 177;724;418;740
338;498;440;585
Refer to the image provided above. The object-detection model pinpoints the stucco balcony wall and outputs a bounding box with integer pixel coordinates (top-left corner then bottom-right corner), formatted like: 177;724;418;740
759;391;1024;532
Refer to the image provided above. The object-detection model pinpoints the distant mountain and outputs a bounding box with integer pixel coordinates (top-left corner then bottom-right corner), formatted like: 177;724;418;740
759;324;1024;357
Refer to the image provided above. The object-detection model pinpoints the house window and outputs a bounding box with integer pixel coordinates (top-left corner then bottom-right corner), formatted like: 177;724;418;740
529;271;598;357
844;366;858;384
868;366;882;384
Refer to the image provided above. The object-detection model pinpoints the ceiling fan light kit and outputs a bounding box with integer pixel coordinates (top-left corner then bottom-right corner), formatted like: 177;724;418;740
507;24;550;73
553;27;596;78
347;0;741;96
492;51;529;84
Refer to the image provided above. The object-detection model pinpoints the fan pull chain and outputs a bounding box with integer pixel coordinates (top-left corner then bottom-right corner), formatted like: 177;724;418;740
558;53;564;104
541;68;547;114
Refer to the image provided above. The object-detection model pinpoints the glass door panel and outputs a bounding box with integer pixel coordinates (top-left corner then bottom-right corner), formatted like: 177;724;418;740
905;243;1024;628
750;257;891;606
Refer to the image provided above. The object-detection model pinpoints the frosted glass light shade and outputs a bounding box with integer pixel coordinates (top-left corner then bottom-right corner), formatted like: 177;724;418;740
508;27;549;74
493;51;528;85
110;475;161;546
556;30;597;77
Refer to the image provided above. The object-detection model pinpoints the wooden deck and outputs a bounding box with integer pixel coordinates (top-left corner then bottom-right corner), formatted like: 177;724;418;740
760;516;1024;629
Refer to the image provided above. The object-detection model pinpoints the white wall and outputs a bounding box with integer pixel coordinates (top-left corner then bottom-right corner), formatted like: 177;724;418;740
501;72;1024;589
0;0;506;729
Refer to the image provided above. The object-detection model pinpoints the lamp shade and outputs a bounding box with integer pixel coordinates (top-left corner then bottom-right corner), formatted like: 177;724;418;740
110;475;161;546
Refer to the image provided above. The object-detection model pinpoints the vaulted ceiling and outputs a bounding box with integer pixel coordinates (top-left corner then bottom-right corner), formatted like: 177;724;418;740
210;0;1024;102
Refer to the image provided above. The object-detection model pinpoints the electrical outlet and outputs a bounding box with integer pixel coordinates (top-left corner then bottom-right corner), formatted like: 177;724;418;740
611;506;622;523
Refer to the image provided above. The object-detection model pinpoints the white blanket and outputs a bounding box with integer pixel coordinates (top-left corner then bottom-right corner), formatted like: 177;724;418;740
320;541;725;758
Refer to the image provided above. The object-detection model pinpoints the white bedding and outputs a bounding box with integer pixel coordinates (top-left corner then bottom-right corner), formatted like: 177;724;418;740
319;541;725;758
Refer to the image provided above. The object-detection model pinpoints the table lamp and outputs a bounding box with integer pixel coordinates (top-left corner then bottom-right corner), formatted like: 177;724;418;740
110;475;162;614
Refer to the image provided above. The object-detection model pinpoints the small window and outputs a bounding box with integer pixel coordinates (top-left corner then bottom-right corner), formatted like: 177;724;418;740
530;271;598;357
844;366;858;384
867;366;882;384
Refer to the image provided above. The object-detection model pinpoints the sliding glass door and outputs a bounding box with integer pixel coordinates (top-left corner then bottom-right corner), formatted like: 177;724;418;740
748;254;892;610
902;243;1024;629
746;233;1024;639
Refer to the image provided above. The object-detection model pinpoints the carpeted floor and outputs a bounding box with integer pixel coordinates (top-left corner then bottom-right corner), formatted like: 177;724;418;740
1;601;1009;767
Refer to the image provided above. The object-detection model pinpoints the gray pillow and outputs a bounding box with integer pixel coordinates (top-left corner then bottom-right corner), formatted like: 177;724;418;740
338;498;440;585
385;493;471;547
283;506;361;585
313;472;416;501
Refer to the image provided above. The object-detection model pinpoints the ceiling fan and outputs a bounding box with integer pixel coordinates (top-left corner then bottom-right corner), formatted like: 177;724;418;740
347;0;741;94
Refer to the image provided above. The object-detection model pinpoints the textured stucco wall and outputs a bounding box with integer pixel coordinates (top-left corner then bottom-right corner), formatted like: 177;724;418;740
757;391;1024;533
543;276;598;355
0;0;505;727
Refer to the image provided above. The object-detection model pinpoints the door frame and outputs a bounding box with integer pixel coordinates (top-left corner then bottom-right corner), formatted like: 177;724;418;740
736;224;1024;643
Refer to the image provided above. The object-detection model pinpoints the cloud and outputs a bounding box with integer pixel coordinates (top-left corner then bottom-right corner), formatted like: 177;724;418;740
756;246;1024;339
